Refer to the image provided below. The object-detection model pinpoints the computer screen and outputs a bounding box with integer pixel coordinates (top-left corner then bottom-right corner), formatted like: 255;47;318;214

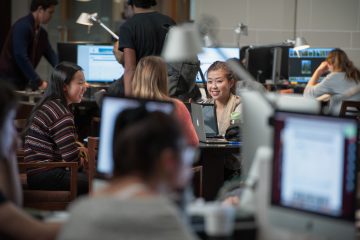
196;47;240;83
245;45;290;84
288;48;333;85
57;42;78;63
201;104;218;137
77;44;124;83
97;96;175;178
269;111;358;239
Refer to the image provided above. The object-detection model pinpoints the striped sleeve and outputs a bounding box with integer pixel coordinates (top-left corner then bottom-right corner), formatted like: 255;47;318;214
49;113;80;162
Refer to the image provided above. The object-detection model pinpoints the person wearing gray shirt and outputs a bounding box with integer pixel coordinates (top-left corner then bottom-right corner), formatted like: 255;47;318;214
304;48;360;115
58;107;198;240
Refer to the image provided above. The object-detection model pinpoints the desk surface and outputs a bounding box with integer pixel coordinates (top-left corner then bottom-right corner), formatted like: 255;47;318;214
199;142;241;150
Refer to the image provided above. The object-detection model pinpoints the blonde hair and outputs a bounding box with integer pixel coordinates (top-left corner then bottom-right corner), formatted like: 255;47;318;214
132;56;169;99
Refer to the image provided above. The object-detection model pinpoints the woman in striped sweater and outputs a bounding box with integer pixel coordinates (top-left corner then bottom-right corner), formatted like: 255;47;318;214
24;62;89;195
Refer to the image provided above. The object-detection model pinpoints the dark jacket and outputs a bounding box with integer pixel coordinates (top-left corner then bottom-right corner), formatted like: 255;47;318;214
0;13;58;90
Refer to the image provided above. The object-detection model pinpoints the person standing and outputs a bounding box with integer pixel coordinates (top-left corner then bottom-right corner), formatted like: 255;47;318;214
0;0;58;91
118;0;175;96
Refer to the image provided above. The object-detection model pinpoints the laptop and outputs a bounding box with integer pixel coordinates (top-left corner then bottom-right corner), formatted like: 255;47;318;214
191;103;232;144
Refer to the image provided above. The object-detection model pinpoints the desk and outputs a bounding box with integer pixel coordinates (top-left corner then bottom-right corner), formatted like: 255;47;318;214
198;143;240;201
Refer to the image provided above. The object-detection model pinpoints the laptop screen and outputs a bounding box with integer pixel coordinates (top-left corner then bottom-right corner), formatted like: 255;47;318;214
77;44;124;83
271;111;358;220
202;104;219;137
97;96;175;178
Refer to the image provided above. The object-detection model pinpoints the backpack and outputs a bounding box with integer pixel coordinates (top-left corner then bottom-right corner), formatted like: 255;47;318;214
167;58;202;102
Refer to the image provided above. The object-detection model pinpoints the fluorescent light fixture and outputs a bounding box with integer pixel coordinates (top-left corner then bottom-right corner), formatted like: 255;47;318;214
76;12;119;40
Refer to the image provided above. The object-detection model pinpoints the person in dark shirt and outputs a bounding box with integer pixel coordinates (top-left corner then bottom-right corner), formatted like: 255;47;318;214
0;0;58;91
118;0;176;95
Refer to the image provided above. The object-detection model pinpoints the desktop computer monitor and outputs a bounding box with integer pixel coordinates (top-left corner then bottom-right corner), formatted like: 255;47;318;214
269;111;358;239
288;48;333;85
196;47;240;83
245;45;290;84
97;95;175;178
77;44;124;83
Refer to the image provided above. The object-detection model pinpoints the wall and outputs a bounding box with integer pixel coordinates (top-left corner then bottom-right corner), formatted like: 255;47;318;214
8;0;360;81
192;0;360;67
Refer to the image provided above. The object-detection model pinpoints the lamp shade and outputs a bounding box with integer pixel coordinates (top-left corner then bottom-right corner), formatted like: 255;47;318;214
162;23;203;62
293;37;310;51
76;13;93;26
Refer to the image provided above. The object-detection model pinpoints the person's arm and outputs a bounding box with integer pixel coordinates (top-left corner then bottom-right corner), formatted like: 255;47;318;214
12;20;41;88
123;48;137;96
304;61;332;98
0;199;61;240
305;61;329;88
51;114;80;163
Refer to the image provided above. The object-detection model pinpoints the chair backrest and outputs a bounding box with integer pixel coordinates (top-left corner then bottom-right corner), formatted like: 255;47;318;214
87;137;99;192
339;100;360;118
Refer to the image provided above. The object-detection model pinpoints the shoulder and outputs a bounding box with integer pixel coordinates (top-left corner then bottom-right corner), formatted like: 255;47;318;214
39;99;71;120
231;94;241;105
12;14;33;33
324;72;346;82
172;99;188;112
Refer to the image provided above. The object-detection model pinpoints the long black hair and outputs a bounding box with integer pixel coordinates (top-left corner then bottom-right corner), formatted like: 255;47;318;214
24;62;82;134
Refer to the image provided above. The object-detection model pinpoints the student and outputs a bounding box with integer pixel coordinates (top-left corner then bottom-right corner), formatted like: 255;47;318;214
24;62;89;195
132;56;198;146
58;107;198;240
0;81;60;240
201;61;241;136
118;0;176;95
304;48;360;115
0;0;58;91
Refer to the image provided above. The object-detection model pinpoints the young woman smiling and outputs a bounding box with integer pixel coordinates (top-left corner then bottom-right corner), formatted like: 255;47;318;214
24;62;89;195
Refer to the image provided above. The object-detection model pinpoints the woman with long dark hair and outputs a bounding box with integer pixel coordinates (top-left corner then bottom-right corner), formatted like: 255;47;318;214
304;48;360;114
24;61;89;194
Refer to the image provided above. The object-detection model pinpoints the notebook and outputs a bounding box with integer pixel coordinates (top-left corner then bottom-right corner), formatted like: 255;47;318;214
191;103;231;144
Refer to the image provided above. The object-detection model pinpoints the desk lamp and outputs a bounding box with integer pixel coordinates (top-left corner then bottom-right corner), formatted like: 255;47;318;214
286;36;310;51
234;23;248;48
161;23;203;62
76;13;119;40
